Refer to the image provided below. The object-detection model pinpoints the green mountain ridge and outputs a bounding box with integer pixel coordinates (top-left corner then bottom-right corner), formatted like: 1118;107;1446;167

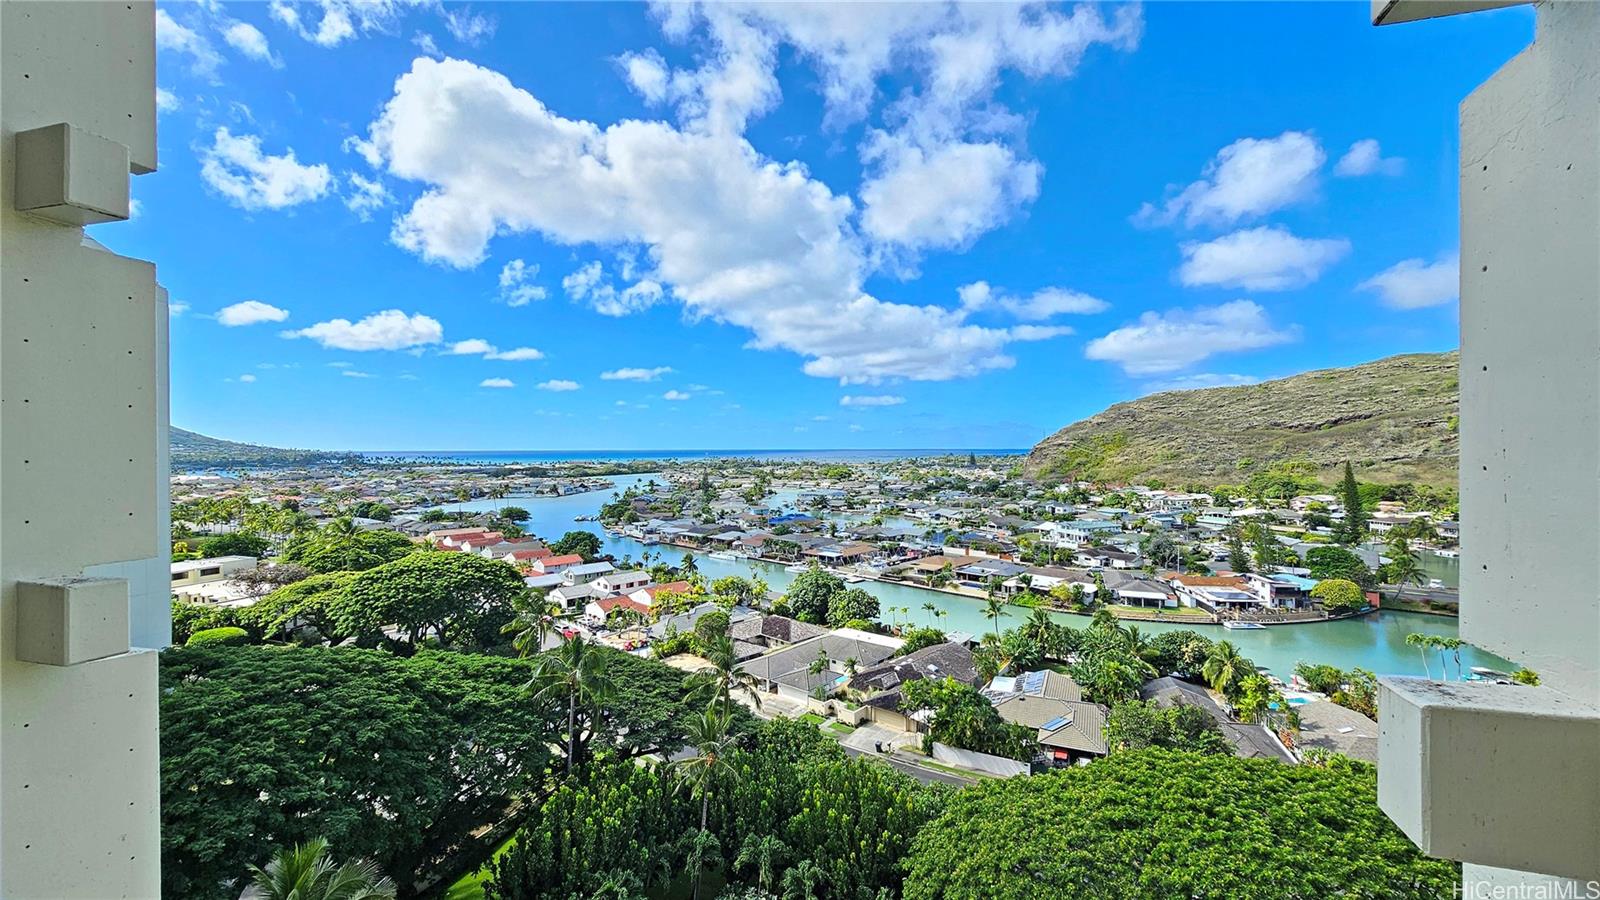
1025;351;1461;488
171;427;357;468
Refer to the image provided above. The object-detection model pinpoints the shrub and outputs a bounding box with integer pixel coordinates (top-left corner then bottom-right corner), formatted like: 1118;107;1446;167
185;626;249;647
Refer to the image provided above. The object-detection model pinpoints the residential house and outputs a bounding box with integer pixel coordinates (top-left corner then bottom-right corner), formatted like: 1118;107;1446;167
629;580;693;610
986;670;1108;764
562;561;616;585
849;642;978;732
585;594;651;623
1167;574;1264;612
739;629;903;702
1139;676;1293;762
730;614;827;651
530;553;584;575
171;555;258;596
1293;699;1379;763
592;570;651;595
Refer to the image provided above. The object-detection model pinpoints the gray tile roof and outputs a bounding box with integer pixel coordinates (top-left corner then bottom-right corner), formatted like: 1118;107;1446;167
1294;700;1379;762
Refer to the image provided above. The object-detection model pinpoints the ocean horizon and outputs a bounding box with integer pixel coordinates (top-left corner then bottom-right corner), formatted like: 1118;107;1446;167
354;448;1030;464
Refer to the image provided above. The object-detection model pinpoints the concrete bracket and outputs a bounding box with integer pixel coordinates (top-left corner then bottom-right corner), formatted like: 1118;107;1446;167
14;577;131;666
12;123;131;226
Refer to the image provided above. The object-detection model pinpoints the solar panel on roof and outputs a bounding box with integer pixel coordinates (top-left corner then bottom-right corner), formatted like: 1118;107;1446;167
1019;670;1047;693
1041;714;1073;731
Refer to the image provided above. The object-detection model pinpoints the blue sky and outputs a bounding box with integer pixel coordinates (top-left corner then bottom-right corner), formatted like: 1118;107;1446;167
98;1;1533;451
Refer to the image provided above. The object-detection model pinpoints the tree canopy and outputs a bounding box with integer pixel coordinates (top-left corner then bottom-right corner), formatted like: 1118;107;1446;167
900;677;1034;761
782;568;846;624
1311;578;1368;616
160;645;554;900
903;751;1458;900
331;551;526;649
1306;545;1375;589
550;530;603;561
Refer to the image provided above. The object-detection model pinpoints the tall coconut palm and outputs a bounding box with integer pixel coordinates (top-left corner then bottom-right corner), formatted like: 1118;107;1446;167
734;834;788;893
983;597;1008;641
689;632;763;715
245;838;395;900
1021;608;1061;659
501;592;562;657
921;601;938;627
1387;545;1426;599
1202;640;1251;699
527;633;616;778
1405;632;1434;680
673;707;739;900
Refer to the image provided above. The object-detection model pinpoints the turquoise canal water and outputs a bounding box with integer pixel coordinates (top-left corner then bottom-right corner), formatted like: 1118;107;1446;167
440;475;1515;680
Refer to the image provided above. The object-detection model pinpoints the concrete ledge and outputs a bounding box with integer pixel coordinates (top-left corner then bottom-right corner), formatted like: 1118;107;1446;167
1378;677;1600;881
14;577;130;666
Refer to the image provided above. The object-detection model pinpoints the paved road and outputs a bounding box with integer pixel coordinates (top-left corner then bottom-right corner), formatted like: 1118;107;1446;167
841;745;975;786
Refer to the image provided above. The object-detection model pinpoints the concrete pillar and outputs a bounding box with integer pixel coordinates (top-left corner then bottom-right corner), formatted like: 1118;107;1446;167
1375;0;1600;892
0;1;166;895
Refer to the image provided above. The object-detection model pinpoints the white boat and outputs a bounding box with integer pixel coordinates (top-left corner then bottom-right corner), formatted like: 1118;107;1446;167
708;550;736;561
843;573;867;583
784;563;810;573
1222;621;1267;631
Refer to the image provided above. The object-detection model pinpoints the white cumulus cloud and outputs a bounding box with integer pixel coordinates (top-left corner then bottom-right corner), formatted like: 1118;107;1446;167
285;309;443;351
479;377;515;389
1334;139;1404;177
1084;300;1298;376
447;338;543;360
199;128;333;211
217;300;290;327
238;373;258;383
498;259;548;307
1136;131;1324;228
957;281;1108;319
537;379;581;392
155;9;223;81
840;394;905;407
860;140;1039;250
1178;226;1350;291
662;389;691;401
602;367;673;382
1359;252;1459;309
344;172;390;221
222;21;282;67
1142;372;1262;393
361;57;1071;383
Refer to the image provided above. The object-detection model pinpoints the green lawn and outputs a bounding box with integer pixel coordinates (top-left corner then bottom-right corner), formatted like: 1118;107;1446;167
826;721;856;735
797;712;825;726
441;834;516;900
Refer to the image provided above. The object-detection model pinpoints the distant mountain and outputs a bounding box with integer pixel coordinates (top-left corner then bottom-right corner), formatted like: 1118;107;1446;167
171;427;359;469
1025;351;1460;488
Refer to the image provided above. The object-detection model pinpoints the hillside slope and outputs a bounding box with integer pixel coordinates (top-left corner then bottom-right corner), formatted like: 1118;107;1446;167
1026;352;1460;488
171;427;358;469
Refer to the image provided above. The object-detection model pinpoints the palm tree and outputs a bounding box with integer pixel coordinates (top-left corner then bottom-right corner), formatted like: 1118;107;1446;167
734;834;788;893
680;552;700;577
1021;607;1061;658
921;601;938;627
1437;635;1465;680
782;859;827;900
673;707;739;900
245;838;395;900
983;597;1008;640
1202;640;1250;699
689;632;763;715
501;592;562;657
1387;547;1426;599
1405;632;1434;679
527;633;616;778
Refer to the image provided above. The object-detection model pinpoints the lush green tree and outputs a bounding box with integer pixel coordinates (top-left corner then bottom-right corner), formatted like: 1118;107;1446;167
900;677;1035;761
347;501;393;522
1305;545;1375;589
1104;700;1230;755
826;587;879;628
160;645;553;900
1202;640;1253;700
1311;578;1368;616
529;633;618;778
499;505;531;523
550;530;603;561
895;626;947;655
1293;662;1346;695
689;632;764;717
1226;526;1251;574
1385;546;1427;598
1337;461;1368;544
331;552;525;650
500;592;562;658
673;707;739;900
903;751;1458;900
198;531;271;559
1144;629;1214;677
245;838;395;900
240;571;357;641
171;599;248;645
419;508;450;523
1511;668;1541;686
1070;620;1157;705
782;568;846;624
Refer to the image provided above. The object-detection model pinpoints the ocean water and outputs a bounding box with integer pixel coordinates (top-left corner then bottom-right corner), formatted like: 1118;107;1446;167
360;448;1030;464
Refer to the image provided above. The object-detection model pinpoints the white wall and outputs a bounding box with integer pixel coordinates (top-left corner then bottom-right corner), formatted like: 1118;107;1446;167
0;1;163;895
